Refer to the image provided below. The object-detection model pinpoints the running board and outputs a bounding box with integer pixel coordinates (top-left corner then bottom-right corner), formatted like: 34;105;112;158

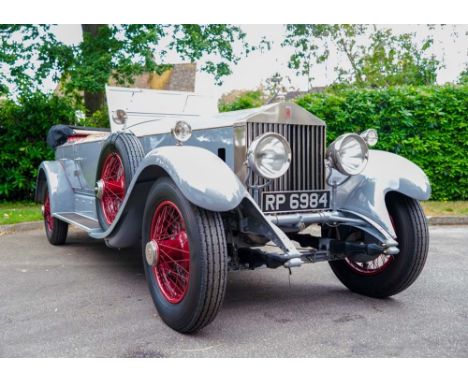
53;212;104;234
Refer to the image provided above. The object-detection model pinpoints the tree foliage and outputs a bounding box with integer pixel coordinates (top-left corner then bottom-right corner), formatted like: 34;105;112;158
0;24;251;112
283;24;341;90
218;72;296;111
458;65;468;85
218;90;264;112
283;24;442;88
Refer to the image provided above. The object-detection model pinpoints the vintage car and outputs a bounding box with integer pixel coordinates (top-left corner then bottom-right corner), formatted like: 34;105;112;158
35;86;431;333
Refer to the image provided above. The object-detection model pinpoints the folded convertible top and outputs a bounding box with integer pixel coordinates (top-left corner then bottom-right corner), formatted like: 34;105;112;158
46;125;75;149
46;125;110;149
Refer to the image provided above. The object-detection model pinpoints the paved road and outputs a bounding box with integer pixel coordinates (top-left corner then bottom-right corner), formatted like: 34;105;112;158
0;225;467;357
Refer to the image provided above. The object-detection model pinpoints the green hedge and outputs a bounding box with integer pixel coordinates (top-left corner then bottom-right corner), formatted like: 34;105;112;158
296;85;468;200
1;86;467;201
0;93;76;200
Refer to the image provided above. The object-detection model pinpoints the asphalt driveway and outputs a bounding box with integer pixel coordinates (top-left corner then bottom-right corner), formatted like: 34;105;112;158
0;225;467;357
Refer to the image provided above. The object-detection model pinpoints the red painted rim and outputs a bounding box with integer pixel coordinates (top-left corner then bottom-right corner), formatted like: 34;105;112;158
43;191;54;232
345;217;396;276
345;253;394;276
150;200;191;304
99;152;126;224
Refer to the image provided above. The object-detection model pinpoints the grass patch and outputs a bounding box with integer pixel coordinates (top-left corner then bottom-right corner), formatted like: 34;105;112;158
0;200;467;225
0;201;42;225
421;201;468;217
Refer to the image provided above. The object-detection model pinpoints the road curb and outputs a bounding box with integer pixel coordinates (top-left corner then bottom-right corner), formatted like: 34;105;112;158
0;221;43;236
427;216;468;225
0;215;467;236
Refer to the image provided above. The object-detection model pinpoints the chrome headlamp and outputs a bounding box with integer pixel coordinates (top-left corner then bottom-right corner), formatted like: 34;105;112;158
360;129;378;147
112;109;127;125
327;133;369;176
172;121;192;144
248;133;291;179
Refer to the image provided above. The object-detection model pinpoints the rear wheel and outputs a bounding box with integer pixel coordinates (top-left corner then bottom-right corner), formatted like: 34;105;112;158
327;193;429;298
42;187;68;245
142;177;228;333
95;133;144;229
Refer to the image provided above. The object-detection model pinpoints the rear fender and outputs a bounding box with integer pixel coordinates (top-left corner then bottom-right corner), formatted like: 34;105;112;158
35;161;74;214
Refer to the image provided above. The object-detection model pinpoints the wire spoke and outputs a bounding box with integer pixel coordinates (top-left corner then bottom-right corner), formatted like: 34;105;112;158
159;248;189;275
158;242;190;255
100;153;125;224
150;200;191;303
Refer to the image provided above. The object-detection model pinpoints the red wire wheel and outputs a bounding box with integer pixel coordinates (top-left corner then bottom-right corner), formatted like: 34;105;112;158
43;191;54;232
99;152;126;225
42;187;68;245
344;216;396;276
328;193;429;298
150;200;191;304
344;253;394;276
142;177;229;333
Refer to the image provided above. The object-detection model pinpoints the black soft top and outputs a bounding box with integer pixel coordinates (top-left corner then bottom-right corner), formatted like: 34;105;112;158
46;125;110;149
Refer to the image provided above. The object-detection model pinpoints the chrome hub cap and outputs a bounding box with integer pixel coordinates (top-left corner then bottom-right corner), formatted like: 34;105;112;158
95;179;105;200
145;240;159;267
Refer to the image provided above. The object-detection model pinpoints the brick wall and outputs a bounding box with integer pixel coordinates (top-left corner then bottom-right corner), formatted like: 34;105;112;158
164;63;196;92
107;63;197;92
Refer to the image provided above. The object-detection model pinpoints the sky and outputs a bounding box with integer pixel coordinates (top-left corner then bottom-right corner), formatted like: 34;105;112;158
39;24;468;100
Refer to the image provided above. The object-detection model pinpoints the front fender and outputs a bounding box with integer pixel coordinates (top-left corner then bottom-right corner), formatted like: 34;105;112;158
335;150;431;238
139;145;246;211
91;145;247;247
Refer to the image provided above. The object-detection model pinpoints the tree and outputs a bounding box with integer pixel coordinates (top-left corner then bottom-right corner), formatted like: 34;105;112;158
218;71;297;112
282;24;334;91
356;28;440;87
0;24;250;114
458;65;468;85
262;72;295;101
218;90;264;112
283;24;442;88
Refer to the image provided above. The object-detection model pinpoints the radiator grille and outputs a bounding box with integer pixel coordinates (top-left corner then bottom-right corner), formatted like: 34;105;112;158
246;122;326;194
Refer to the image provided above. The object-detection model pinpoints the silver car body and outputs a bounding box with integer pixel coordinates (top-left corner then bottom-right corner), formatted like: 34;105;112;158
36;86;431;255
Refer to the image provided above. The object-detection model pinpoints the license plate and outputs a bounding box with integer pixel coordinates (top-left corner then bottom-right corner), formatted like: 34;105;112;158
261;190;330;213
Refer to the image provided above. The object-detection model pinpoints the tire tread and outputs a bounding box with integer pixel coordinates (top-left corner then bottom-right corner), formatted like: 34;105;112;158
388;196;429;295
328;193;429;298
184;208;227;332
116;132;145;179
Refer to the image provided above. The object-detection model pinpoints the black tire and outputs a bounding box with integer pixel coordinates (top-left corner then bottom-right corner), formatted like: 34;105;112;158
43;186;68;245
142;177;228;333
95;132;144;229
327;193;429;298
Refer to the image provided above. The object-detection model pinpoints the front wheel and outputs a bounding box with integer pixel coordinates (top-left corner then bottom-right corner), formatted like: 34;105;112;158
142;177;228;333
327;193;429;298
